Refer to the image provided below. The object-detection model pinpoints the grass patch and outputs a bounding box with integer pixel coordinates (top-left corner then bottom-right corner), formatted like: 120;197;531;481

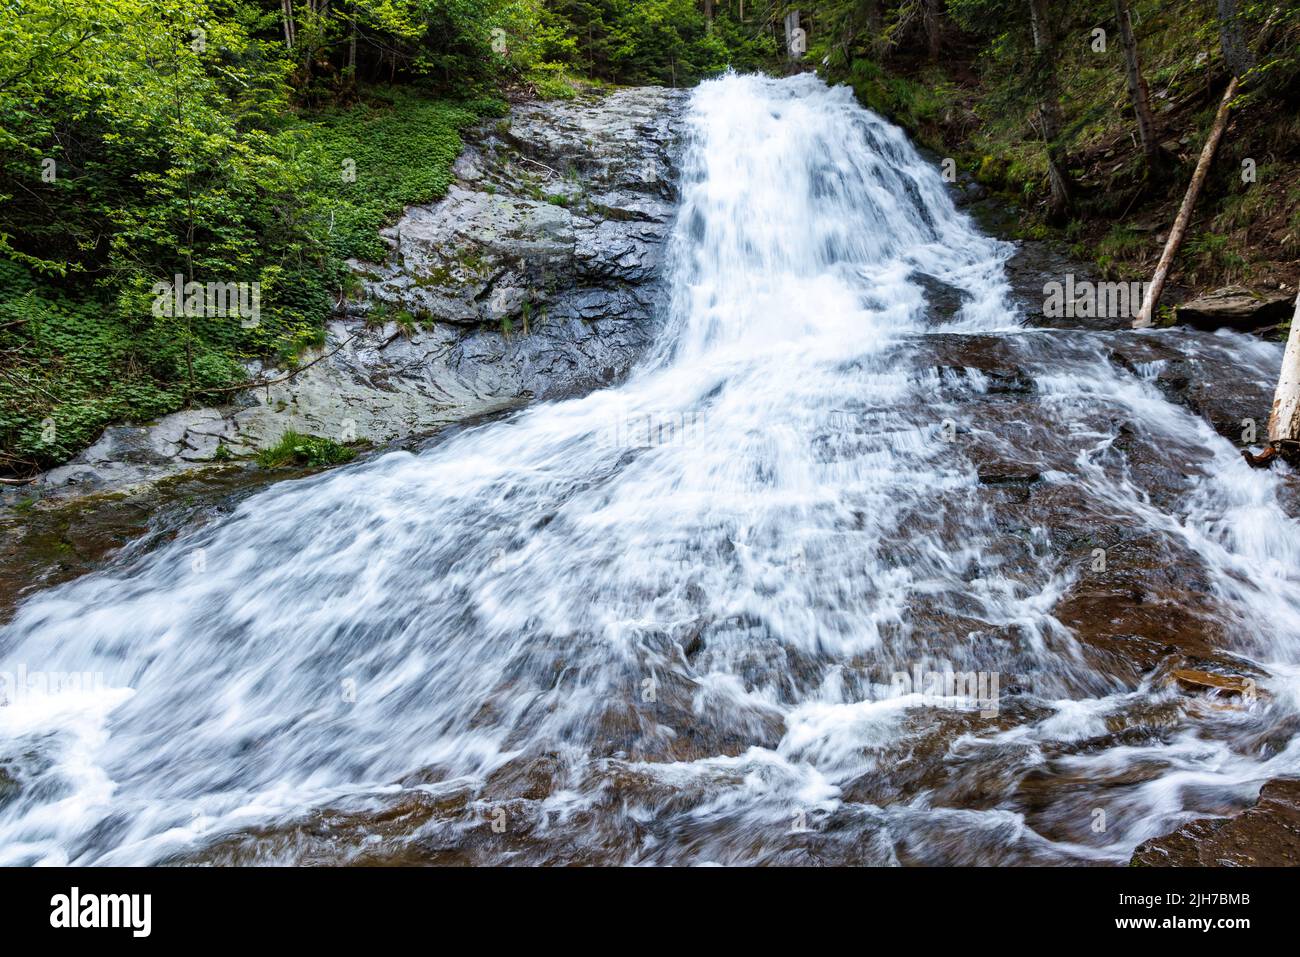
847;60;958;148
1182;231;1248;284
527;63;581;100
1095;225;1146;278
298;90;492;263
256;431;358;469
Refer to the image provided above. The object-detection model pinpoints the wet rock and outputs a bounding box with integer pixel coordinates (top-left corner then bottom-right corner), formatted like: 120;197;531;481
586;670;787;764
951;180;988;206
0;461;327;624
482;752;564;802
1130;778;1300;866
952;368;1034;394
975;465;1041;486
679;620;706;660
1168;668;1260;698
924;334;1036;394
0;765;17;808
1049;532;1232;686
1105;332;1274;446
1003;242;1129;330
179;782;478;866
1175;285;1294;332
1158;365;1268;445
841;704;1046;811
912;272;971;324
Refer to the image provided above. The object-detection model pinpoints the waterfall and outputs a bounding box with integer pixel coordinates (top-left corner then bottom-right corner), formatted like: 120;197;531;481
2;73;1297;866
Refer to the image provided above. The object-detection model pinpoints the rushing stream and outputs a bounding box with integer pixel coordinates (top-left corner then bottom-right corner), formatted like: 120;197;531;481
3;73;1299;865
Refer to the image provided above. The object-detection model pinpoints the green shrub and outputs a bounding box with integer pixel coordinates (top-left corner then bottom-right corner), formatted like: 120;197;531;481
297;92;487;263
528;63;580;100
256;432;357;469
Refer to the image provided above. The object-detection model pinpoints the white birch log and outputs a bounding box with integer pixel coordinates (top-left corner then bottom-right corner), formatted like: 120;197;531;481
1267;292;1300;444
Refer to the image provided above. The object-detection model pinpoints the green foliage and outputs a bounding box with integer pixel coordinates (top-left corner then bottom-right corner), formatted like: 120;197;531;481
0;259;180;470
809;0;1300;210
846;60;957;144
540;1;773;85
256;430;357;468
296;91;482;262
1183;231;1248;283
276;0;543;99
0;0;507;475
527;61;581;99
1094;224;1145;278
1;0;310;470
945;0;1020;35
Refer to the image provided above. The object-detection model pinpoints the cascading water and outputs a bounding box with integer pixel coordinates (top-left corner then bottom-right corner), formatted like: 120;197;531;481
2;73;1298;866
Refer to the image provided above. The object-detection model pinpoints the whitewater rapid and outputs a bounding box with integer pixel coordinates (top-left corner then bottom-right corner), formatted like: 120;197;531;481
2;73;1298;866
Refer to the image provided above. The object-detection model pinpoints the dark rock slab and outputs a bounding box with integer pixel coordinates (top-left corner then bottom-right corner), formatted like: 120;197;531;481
1130;778;1300;866
1104;331;1276;445
912;272;971;324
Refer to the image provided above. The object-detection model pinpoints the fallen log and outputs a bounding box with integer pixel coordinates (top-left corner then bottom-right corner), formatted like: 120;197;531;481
1132;76;1239;329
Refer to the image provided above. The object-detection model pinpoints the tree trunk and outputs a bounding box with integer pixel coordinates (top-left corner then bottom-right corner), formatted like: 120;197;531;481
923;0;942;60
704;0;713;23
1114;0;1159;167
281;0;295;50
784;10;803;61
1268;293;1300;444
1218;0;1255;78
348;9;357;75
1027;0;1073;220
1132;76;1239;328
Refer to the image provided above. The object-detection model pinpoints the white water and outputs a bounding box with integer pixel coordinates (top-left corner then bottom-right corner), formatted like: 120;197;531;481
3;73;1299;865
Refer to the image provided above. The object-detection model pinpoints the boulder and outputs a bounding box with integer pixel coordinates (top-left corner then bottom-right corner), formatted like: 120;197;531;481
1175;285;1294;331
357;86;683;333
1168;668;1259;698
912;272;971;324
